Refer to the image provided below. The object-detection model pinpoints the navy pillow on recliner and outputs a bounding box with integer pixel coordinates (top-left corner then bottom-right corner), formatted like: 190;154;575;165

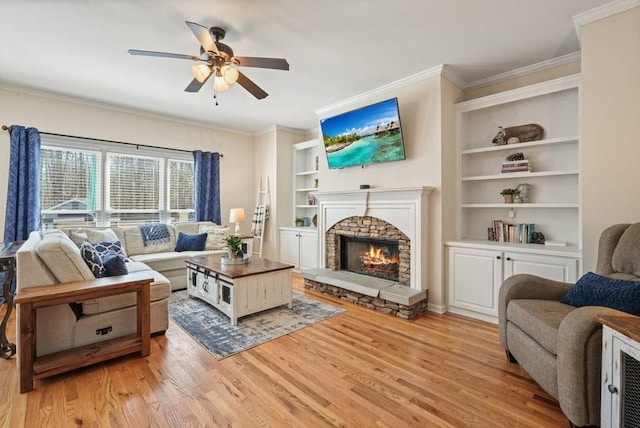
175;232;207;252
560;271;640;316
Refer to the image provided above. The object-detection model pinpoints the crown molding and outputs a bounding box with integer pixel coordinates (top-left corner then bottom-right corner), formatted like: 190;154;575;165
0;82;254;137
573;0;640;44
464;52;581;90
315;64;447;117
254;124;308;137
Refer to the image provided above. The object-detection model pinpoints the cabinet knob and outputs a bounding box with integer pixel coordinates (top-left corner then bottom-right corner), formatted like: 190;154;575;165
496;256;501;260
607;384;618;394
506;257;511;261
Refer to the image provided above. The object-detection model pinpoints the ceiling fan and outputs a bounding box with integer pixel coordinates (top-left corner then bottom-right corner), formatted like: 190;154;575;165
128;21;289;100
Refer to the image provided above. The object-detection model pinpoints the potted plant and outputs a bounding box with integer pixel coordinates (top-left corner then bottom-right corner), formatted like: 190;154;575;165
295;218;304;227
500;188;520;204
224;235;244;259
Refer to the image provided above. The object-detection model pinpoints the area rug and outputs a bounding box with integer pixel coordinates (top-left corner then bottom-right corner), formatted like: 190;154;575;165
169;290;345;360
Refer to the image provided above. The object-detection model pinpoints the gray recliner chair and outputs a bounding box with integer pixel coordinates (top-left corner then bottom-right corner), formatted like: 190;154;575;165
499;223;640;427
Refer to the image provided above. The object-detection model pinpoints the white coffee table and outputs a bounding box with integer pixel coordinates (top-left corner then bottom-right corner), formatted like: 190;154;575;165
186;255;294;325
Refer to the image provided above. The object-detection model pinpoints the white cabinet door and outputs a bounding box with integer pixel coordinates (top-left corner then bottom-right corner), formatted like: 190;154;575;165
279;229;300;269
504;252;578;282
299;230;318;270
447;246;503;321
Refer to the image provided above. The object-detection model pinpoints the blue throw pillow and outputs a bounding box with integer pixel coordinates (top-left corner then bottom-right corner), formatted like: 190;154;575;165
103;251;128;276
560;272;640;316
175;232;207;252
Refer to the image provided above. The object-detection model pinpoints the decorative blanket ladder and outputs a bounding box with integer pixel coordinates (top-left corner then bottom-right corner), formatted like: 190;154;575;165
250;177;270;257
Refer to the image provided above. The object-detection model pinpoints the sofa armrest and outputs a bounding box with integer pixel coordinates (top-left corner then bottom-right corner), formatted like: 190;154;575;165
556;305;630;426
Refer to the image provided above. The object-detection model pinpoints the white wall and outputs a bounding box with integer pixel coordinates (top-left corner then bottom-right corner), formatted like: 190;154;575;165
580;6;640;271
0;88;256;241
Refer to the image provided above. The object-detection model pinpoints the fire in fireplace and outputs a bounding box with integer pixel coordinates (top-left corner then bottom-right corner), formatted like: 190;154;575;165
340;235;399;281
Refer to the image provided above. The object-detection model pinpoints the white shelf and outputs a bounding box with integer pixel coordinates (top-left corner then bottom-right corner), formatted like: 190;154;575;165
461;136;579;155
462;170;578;181
446;239;582;257
293;139;320;227
462;203;579;208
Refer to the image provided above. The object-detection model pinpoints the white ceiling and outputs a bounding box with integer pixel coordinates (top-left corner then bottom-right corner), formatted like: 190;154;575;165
0;0;614;135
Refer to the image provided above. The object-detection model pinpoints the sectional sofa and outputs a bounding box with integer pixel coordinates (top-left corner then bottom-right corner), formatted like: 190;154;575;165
16;221;230;356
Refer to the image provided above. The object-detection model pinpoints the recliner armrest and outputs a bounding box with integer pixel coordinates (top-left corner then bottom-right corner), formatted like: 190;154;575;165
556;305;630;426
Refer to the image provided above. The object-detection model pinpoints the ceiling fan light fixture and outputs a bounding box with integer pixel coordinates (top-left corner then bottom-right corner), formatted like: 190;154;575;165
213;74;229;91
221;64;239;84
191;64;211;83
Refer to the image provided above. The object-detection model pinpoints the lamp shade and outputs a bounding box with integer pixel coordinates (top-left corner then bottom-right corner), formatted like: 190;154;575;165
229;208;245;223
229;208;245;235
221;65;239;84
191;64;211;83
214;75;229;91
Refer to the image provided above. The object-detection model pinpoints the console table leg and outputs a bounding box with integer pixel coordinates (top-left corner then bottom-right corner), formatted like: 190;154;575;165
0;260;17;359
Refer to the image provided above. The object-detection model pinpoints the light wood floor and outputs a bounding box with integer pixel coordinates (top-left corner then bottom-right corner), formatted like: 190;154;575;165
0;274;568;427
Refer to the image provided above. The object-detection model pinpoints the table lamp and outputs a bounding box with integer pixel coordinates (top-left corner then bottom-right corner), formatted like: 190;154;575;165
229;208;245;235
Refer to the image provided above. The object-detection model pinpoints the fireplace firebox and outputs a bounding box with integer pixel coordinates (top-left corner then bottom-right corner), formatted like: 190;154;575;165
340;235;399;282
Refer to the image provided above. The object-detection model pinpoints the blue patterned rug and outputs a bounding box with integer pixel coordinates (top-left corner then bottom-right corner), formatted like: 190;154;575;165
169;290;345;359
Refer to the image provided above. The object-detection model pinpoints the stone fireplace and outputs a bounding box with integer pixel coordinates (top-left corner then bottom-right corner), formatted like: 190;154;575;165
302;187;433;319
329;217;408;284
340;234;400;282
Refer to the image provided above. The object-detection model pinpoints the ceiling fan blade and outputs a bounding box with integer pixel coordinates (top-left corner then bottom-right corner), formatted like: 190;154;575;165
236;71;268;99
185;21;219;55
234;56;290;70
185;70;213;92
128;49;203;61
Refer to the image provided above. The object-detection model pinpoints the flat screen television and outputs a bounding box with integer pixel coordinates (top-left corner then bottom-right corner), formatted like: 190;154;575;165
320;97;406;169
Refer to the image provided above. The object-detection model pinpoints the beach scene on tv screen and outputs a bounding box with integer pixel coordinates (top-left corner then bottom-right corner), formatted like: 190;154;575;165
321;98;405;169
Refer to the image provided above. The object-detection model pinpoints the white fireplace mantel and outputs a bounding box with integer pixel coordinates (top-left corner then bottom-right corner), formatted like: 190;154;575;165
313;186;433;292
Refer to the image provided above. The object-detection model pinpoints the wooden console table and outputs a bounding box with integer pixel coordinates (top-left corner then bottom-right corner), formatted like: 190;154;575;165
14;272;152;393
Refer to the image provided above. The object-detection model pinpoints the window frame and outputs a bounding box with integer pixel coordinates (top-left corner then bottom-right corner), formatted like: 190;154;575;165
40;135;194;229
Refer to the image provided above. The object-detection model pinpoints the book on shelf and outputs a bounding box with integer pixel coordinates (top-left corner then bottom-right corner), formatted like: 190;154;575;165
488;221;536;244
501;159;533;173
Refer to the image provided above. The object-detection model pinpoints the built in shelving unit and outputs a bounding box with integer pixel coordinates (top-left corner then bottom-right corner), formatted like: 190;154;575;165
455;74;582;250
446;74;583;323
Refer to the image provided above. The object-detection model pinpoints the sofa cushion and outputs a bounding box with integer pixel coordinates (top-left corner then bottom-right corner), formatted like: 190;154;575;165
36;232;94;283
175;232;207;252
612;223;640;276
560;271;640;316
129;252;191;272
198;224;230;250
81;269;171;315
507;299;575;355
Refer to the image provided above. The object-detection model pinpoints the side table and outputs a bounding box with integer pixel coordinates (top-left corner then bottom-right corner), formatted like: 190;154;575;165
0;240;23;359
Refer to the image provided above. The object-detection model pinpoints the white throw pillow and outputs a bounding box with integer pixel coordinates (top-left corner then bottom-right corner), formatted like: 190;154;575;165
86;228;119;244
198;225;230;250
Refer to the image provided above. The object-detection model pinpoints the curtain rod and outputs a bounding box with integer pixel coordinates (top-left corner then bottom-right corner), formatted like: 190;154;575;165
1;125;223;158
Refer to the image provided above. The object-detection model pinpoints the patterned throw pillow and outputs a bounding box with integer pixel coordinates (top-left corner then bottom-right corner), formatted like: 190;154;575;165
80;241;126;278
561;272;640;316
198;225;230;250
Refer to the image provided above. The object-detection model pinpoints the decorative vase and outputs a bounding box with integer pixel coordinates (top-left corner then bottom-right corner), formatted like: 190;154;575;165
517;183;531;203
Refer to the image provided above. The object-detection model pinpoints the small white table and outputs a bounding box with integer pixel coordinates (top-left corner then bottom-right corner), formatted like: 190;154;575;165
186;255;293;325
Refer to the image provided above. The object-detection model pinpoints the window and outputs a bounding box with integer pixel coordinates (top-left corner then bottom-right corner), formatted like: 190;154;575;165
40;138;194;230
